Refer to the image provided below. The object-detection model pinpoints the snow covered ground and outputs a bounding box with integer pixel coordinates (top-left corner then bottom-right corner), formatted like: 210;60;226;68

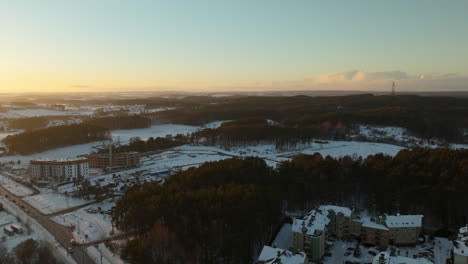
272;223;293;249
0;211;38;251
0;197;76;263
87;243;125;264
0;130;22;140
23;191;91;215
0;173;34;197
321;237;452;264
52;199;119;243
0;122;228;167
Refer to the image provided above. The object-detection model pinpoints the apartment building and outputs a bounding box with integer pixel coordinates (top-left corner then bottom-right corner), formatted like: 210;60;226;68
292;209;330;261
291;205;424;262
385;215;423;245
319;205;353;239
88;152;140;170
30;158;89;184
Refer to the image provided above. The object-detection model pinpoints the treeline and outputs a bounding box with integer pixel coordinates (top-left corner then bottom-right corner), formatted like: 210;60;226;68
108;136;186;154
113;157;281;264
190;118;347;148
6;114;151;131
157;94;468;142
86;115;151;130
2;115;152;154
112;148;468;263
3;124;110;155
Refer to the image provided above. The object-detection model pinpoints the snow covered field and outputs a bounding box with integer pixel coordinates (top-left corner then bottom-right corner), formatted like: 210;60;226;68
52;199;119;243
0;130;22;140
0;122;228;167
0;211;38;251
0;173;34;197
23;191;91;215
87;243;125;264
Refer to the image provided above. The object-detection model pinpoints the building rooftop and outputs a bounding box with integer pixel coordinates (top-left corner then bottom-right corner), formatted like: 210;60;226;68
361;218;389;231
372;252;432;264
385;215;423;228
31;157;87;162
258;246;306;264
319;205;353;217
292;210;330;236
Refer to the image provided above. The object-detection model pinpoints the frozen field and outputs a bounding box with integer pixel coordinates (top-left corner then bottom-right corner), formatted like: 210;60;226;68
0;173;34;197
23;191;91;215
52;199;119;243
0;122;228;167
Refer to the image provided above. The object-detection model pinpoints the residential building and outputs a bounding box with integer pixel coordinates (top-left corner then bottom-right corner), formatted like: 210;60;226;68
360;218;390;247
385;215;423;245
292;209;330;261
30;158;89;184
87;152;140;170
372;252;432;264
290;205;424;262
319;205;353;239
454;224;468;264
257;246;307;264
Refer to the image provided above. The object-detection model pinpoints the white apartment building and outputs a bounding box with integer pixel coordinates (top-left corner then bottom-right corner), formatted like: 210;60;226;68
30;158;89;184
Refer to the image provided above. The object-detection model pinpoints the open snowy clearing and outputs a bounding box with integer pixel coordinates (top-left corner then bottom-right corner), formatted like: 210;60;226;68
0;122;228;167
23;191;92;215
0;173;34;197
0;210;39;251
87;243;125;264
52;199;119;243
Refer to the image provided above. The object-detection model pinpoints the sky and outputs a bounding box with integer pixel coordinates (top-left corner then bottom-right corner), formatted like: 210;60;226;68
1;0;468;93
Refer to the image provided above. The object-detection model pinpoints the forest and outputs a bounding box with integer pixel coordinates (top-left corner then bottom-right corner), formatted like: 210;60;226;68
112;147;468;264
155;94;468;143
3;124;110;154
2;115;152;154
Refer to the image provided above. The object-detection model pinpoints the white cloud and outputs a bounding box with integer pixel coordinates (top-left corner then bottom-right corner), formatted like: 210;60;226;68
261;70;468;91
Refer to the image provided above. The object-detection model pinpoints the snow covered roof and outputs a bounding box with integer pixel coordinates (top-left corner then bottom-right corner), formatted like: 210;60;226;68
292;209;330;236
459;225;468;237
454;240;468;257
318;205;353;217
385;215;423;228
362;220;389;231
258;246;306;264
372;252;433;264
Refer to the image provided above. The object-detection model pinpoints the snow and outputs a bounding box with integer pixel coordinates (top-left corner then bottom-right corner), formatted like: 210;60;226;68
273;224;293;249
86;243;124;264
322;238;450;264
111;124;200;143
385;215;424;228
0;122;229;167
372;252;433;264
0;173;34;197
0;197;77;263
0;130;22;140
258;245;307;264
52;199;119;243
292;209;330;236
23;191;91;215
0;211;38;251
319;205;353;217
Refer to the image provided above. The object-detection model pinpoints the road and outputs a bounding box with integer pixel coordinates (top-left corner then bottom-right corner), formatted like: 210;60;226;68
0;184;95;264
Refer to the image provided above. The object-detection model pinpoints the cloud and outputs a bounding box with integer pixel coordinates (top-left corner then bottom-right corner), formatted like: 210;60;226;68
263;70;468;92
